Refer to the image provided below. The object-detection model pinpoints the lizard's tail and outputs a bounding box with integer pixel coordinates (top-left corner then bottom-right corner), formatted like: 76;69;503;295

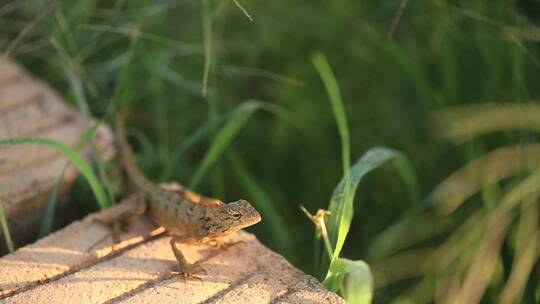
116;110;159;194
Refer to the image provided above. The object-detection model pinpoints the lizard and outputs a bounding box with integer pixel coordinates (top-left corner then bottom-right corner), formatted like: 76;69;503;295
111;111;262;278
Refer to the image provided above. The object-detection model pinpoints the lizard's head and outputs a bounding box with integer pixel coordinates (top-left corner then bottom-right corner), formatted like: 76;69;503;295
204;199;261;236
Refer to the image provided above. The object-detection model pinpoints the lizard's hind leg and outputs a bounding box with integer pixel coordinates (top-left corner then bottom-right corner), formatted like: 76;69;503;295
88;194;147;251
170;237;206;281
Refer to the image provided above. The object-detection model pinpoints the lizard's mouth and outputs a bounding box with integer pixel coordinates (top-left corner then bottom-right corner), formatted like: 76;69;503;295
240;205;262;229
242;211;262;228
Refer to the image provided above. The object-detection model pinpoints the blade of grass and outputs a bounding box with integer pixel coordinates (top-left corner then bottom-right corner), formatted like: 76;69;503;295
80;24;200;54
161;111;232;181
365;29;434;102
500;203;539;304
63;68;116;203
39;165;69;238
231;0;254;21
222;65;304;87
0;137;109;209
38;50;126;236
38;120;103;237
366;209;449;260
323;147;400;291
432;103;540;142
41;25;139;236
163;99;293;182
50;32;118;208
198;4;221;197
1;4;52;59
201;0;212;97
311;51;351;272
387;0;409;39
430;143;540;214
50;18;138;208
227;150;291;255
393;154;420;205
0;198;14;253
311;52;351;194
188;101;278;189
451;216;510;304
188;103;256;189
311;51;394;297
51;22;137;202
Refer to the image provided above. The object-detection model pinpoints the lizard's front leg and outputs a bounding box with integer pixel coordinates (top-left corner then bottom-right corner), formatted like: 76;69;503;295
169;237;206;280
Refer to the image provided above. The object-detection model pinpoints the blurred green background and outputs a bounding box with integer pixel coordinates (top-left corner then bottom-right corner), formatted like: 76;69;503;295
2;0;540;302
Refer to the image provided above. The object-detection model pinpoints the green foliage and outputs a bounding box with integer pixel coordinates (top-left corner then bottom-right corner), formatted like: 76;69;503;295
311;52;351;184
2;0;540;302
323;148;400;293
228;151;291;255
39;121;103;237
312;52;402;302
201;0;212;97
0;199;14;253
342;259;373;304
0;137;111;210
189;101;276;189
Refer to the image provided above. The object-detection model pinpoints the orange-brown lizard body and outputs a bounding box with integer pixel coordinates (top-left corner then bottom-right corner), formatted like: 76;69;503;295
116;112;261;276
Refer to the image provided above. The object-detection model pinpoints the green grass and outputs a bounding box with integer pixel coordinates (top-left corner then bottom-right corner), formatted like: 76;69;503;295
0;137;111;210
2;0;540;302
0;199;14;253
189;101;267;189
201;0;212;98
39;120;104;237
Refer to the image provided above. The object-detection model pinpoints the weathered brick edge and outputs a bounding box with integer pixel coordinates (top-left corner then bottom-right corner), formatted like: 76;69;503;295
0;195;344;304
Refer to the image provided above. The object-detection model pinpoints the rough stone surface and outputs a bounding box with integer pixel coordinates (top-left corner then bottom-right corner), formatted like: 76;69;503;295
0;58;116;252
0;197;344;304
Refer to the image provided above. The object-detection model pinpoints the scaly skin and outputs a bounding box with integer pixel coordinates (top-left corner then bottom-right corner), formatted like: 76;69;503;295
116;111;261;276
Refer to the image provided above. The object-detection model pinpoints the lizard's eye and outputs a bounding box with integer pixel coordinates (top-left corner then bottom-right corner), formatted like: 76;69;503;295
229;210;242;220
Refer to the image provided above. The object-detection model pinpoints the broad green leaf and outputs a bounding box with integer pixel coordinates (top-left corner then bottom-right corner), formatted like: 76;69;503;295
343;259;374;304
329;147;400;259
323;147;399;292
324;258;349;292
324;258;374;304
0;137;109;209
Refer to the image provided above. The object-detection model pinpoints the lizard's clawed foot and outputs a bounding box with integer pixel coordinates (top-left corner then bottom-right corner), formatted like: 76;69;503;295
170;237;207;282
176;264;207;282
87;219;129;252
182;272;203;282
208;239;243;250
95;218;128;241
